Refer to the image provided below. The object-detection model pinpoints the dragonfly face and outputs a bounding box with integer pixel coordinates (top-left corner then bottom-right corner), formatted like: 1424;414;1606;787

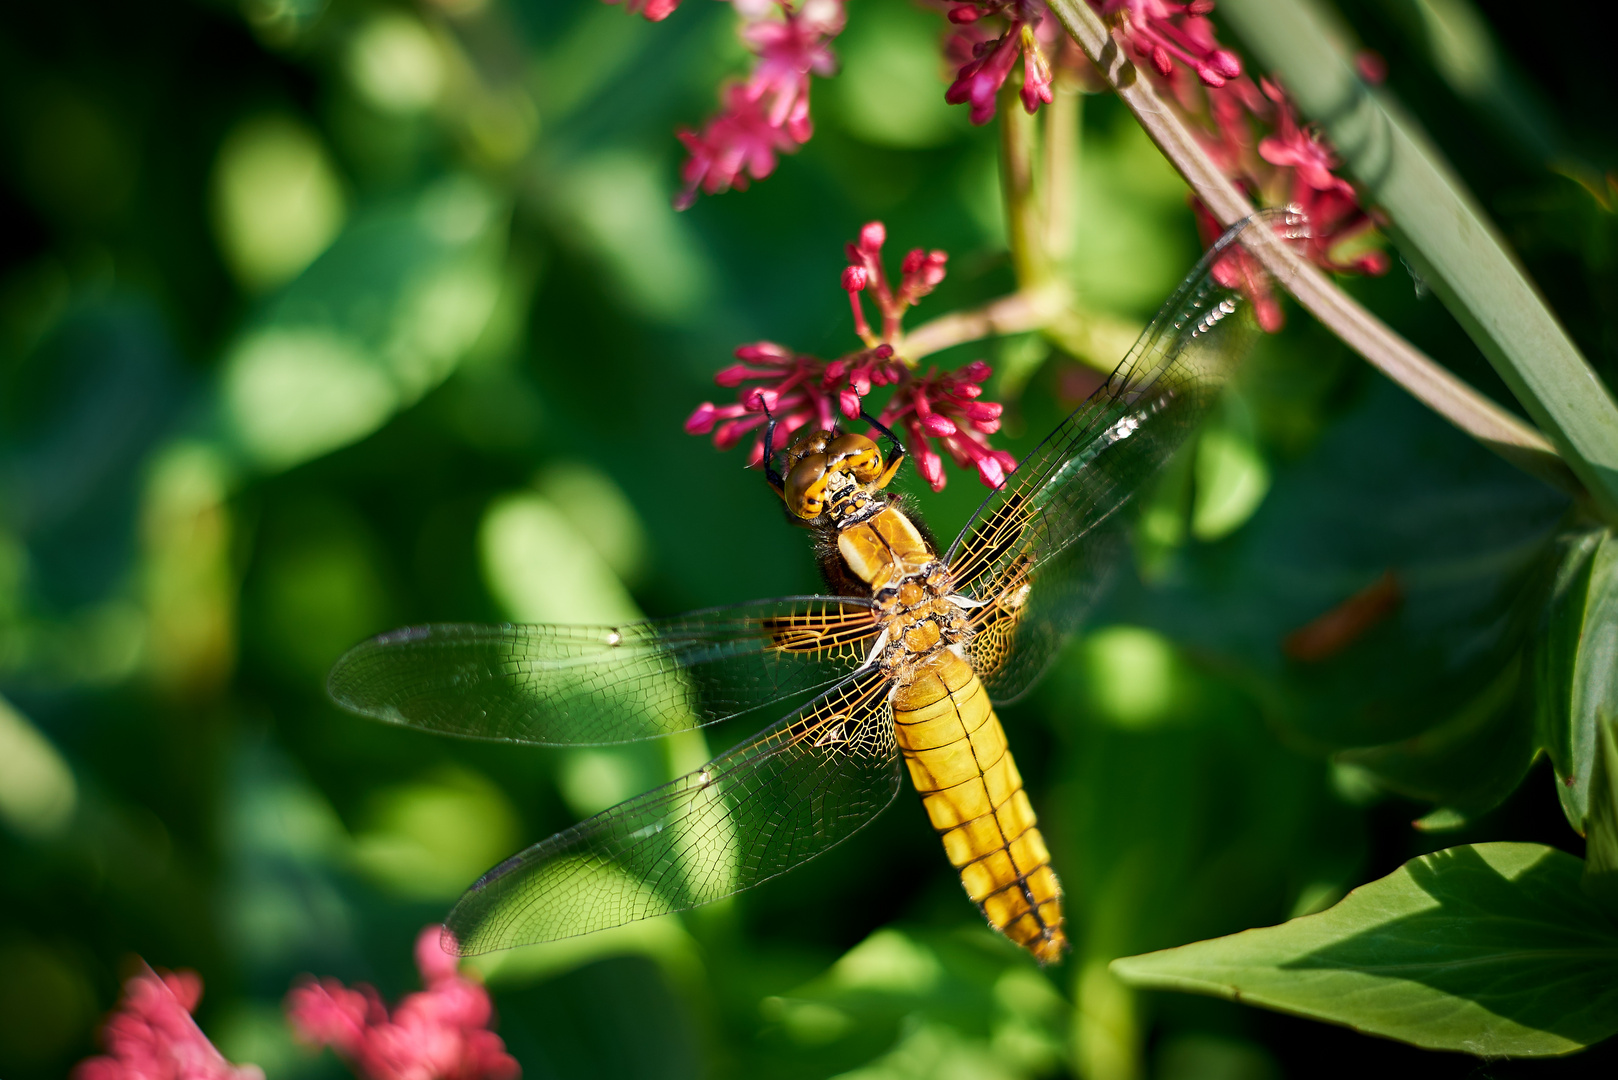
326;212;1290;963
779;430;903;523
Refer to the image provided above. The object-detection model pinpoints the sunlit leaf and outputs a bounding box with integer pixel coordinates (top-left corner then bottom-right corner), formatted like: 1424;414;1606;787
1112;842;1618;1057
220;175;505;472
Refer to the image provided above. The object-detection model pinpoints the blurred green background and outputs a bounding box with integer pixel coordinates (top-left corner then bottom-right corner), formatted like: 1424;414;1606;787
2;0;1616;1076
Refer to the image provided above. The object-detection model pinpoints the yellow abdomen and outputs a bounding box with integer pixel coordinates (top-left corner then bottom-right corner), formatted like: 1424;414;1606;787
892;650;1067;964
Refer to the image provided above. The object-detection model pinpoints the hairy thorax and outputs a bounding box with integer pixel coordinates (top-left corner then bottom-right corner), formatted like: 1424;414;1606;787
831;504;973;684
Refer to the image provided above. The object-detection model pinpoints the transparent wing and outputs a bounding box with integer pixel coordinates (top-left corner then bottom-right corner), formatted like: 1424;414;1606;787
949;212;1294;702
444;667;899;952
327;597;882;746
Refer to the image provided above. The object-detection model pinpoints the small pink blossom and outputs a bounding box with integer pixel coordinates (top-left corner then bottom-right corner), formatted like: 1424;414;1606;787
675;86;804;210
1096;0;1242;87
74;966;264;1080
660;0;845;208
285;926;519;1080
604;0;682;20
942;0;1057;125
688;223;1011;490
1083;0;1387;288
880;362;1017;491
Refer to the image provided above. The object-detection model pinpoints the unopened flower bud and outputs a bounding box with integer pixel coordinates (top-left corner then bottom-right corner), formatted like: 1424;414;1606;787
839;389;862;417
686;403;719;434
1187;0;1214;14
715;364;753;387
858;221;886;252
961;360;993;382
842;265;869;291
901;249;926;274
948;4;981;23
975;456;1006;487
1209;49;1242;79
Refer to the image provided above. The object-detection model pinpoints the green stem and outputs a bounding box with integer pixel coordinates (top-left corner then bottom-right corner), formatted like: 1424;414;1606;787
1000;82;1049;289
1042;0;1583;505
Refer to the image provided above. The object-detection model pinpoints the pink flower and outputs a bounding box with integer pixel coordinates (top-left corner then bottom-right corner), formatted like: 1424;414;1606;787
1083;0;1387;288
687;222;1012;490
74;966;264;1080
285;926;519;1080
604;0;682;20
675;86;804;210
942;0;1057;125
663;0;846;208
880;362;1017;491
1096;0;1242;87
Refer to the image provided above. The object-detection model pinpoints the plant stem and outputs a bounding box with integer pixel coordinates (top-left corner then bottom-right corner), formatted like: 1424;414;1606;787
1215;0;1618;519
1000;82;1048;289
1042;0;1583;504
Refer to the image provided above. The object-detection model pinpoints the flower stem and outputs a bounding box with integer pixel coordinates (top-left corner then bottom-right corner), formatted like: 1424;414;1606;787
1042;0;1584;505
1000;82;1049;289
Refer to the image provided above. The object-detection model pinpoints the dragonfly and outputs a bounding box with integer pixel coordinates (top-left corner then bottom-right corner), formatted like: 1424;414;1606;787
327;213;1287;964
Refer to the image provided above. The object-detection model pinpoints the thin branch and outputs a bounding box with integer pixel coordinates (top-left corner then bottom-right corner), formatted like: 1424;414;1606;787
902;285;1068;360
1043;0;1582;501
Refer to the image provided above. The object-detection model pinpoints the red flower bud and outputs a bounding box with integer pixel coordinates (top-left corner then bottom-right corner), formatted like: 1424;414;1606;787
842;265;869;291
686;403;718;434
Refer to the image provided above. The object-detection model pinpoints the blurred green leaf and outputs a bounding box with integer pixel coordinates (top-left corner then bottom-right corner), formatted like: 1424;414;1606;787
210;114;348;293
220;175;506;472
1333;650;1535;823
753;928;1066;1080
833;0;966;150
0;694;76;840
351;764;521;901
1112;842;1618;1057
1125;377;1566;760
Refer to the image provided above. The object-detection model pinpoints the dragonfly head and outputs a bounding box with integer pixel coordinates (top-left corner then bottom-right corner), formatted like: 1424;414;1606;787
780;431;889;521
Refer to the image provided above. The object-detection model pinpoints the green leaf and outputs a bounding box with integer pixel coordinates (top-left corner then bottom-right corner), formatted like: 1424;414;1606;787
1546;527;1618;835
1584;716;1618;912
1533;527;1605;828
1111;843;1618;1057
218;175;507;473
1217;0;1618;523
1334;651;1536;821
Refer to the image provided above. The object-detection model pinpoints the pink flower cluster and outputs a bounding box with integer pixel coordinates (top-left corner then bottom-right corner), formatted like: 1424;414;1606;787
1095;0;1387;289
943;0;1058;125
687;222;1013;491
672;0;846;209
74;967;263;1080
285;926;519;1080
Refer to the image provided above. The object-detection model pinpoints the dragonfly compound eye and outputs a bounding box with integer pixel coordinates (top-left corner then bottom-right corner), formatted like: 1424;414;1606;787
826;433;884;483
784;453;831;519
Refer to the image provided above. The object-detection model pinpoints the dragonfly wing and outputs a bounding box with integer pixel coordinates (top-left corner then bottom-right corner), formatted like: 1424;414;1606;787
443;667;900;952
950;212;1291;702
327;597;881;746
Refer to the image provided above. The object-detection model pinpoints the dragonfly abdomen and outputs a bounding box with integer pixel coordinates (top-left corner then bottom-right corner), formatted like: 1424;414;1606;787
892;650;1068;965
